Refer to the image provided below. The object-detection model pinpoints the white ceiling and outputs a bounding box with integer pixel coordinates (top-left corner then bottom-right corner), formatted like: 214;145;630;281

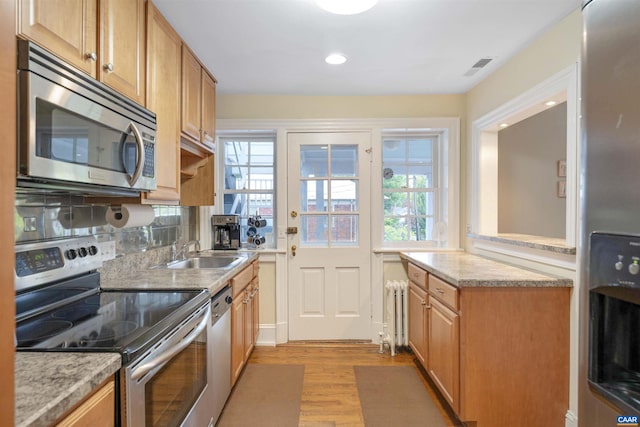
153;0;580;96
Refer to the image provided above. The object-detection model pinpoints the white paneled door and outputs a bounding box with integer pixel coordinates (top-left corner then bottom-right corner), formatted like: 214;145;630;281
287;132;372;340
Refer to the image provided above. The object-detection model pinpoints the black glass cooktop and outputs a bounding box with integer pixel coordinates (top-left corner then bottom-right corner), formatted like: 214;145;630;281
16;274;209;364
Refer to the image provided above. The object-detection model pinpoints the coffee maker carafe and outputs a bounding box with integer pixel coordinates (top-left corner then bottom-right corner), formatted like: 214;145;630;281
211;215;240;250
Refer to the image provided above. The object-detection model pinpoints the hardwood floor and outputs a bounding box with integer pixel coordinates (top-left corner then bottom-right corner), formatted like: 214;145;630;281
247;343;461;427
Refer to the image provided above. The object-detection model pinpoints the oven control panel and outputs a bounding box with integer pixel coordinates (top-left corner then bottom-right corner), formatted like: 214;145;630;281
15;236;105;292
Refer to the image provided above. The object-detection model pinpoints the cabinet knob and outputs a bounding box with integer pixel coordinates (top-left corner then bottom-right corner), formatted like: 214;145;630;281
86;52;97;61
104;63;114;72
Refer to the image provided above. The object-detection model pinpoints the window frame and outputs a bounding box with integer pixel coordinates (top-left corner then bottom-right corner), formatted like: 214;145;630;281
218;132;277;248
380;131;447;249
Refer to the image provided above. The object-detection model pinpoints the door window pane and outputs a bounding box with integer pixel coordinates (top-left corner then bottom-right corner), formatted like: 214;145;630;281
300;180;328;213
331;145;358;177
331;180;358;212
301;215;328;246
301;145;328;178
331;215;358;246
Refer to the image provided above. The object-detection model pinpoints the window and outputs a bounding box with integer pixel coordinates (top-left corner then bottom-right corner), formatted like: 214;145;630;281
381;132;447;247
220;134;275;247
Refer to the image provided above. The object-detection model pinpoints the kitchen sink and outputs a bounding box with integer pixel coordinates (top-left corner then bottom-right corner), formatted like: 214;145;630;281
154;256;244;270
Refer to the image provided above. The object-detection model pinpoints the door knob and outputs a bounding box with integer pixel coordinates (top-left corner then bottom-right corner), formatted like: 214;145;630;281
290;210;298;218
291;245;297;256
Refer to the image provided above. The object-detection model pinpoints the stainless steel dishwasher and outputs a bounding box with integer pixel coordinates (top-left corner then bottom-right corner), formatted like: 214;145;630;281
210;285;233;424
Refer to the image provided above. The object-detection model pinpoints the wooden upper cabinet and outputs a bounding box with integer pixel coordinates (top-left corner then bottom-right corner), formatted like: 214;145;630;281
99;0;146;105
201;71;216;146
17;0;98;76
181;44;217;150
144;2;181;204
17;0;145;105
181;45;202;143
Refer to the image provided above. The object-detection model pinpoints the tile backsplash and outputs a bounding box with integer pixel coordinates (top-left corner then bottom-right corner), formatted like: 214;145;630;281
15;190;195;256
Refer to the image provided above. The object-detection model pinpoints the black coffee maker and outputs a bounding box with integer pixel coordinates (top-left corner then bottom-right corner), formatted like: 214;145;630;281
211;215;240;250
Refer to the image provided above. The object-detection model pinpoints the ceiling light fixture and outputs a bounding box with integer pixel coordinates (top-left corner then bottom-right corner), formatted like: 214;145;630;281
325;53;347;65
315;0;378;15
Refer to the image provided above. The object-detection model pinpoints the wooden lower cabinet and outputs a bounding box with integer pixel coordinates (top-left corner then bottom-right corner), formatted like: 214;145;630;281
407;262;569;427
408;281;428;365
55;378;115;426
427;297;459;413
230;261;260;386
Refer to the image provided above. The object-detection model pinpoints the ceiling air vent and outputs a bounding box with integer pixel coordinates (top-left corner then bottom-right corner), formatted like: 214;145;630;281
463;57;494;76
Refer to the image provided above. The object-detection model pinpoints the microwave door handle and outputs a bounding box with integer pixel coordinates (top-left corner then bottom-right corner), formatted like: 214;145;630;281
125;122;145;187
130;306;210;382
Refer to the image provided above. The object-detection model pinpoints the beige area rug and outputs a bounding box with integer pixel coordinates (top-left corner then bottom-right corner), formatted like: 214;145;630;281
354;366;448;427
216;364;305;427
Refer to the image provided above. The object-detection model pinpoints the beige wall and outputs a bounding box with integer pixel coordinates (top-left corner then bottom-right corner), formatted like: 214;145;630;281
258;261;276;324
217;94;466;120
498;102;567;238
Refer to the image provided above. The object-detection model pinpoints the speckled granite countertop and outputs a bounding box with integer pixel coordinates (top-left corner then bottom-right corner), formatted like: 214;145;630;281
100;251;258;294
15;352;121;427
401;252;573;287
467;232;576;255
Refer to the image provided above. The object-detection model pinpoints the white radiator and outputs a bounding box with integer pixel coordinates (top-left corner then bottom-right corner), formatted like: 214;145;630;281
383;280;409;356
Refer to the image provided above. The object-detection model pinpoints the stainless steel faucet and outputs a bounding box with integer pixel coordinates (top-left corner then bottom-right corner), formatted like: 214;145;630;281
171;240;200;261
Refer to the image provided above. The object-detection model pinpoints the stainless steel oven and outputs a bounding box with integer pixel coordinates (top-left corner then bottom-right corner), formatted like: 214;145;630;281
124;300;212;427
15;237;214;427
16;40;157;196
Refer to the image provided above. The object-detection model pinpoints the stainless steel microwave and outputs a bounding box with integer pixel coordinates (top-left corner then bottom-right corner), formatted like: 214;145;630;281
16;40;157;196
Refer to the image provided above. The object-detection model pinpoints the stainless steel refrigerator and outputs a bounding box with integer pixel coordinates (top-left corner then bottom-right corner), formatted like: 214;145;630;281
580;0;640;424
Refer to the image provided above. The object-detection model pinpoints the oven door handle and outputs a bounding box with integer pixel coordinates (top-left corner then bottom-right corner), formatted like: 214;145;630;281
131;307;209;381
125;121;145;187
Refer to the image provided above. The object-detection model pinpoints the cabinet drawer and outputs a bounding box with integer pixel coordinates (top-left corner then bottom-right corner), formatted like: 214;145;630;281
232;264;254;297
408;263;428;289
428;275;458;311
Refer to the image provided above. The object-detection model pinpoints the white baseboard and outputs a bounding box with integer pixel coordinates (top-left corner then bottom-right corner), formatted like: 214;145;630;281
276;321;288;344
255;324;276;347
565;410;578;427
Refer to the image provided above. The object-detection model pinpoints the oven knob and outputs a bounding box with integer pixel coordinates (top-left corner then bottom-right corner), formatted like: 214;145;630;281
88;245;99;256
225;295;233;304
78;247;88;258
629;262;640;275
615;261;624;271
65;249;78;260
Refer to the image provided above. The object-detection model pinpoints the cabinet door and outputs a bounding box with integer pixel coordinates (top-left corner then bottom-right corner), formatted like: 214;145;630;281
201;71;216;146
408;281;428;366
231;296;245;386
99;0;145;104
244;287;254;361
428;297;460;413
181;46;202;142
180;154;215;206
18;0;97;76
144;3;181;204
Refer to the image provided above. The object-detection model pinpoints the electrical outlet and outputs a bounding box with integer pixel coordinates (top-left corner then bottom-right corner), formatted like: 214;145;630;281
98;240;116;261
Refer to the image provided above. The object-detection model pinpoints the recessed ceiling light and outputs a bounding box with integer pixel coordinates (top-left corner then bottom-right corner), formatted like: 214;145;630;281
315;0;378;15
499;123;509;128
545;101;557;106
325;53;347;65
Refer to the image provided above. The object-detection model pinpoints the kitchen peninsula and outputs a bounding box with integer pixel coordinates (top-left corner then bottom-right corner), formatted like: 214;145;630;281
402;251;572;427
